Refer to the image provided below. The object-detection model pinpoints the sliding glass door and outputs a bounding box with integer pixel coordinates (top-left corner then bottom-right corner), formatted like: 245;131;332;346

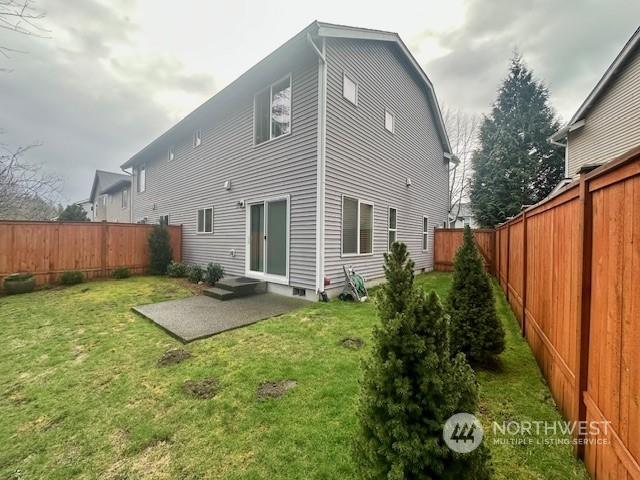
247;197;289;282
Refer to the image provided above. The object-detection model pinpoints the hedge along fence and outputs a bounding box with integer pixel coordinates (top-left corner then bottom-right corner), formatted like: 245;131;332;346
0;221;182;285
435;145;640;479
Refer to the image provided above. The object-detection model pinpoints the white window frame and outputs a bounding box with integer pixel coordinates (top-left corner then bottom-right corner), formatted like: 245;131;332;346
422;216;429;251
193;129;202;148
168;146;175;162
159;214;169;225
196;207;214;234
388;207;397;251
341;195;374;257
137;165;146;193
121;188;128;209
342;72;358;106
385;109;395;133
253;73;292;146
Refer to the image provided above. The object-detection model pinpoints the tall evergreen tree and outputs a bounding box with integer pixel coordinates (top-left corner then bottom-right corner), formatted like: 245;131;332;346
470;54;564;227
448;226;504;366
354;242;490;479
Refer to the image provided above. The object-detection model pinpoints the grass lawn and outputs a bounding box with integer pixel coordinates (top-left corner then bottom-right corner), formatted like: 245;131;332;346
0;273;588;479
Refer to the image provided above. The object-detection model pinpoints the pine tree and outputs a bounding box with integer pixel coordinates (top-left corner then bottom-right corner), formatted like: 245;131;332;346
148;223;173;275
470;54;564;227
57;204;89;221
354;242;490;479
448;226;505;366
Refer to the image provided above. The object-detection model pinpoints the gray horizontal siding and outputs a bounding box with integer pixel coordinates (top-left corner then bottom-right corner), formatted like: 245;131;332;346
132;53;318;289
567;48;640;177
323;38;448;291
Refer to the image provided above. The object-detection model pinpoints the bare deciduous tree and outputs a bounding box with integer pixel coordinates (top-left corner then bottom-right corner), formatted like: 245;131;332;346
0;138;61;219
443;108;479;225
0;0;47;70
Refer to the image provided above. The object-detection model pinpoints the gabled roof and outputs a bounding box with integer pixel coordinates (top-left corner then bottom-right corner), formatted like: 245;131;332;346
89;170;130;202
551;26;640;141
122;21;451;168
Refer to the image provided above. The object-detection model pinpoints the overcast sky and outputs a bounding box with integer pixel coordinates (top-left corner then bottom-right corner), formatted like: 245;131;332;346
1;0;639;202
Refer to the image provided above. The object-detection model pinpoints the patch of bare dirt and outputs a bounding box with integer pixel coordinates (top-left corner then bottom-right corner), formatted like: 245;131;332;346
339;336;364;350
157;348;192;367
183;378;219;399
169;277;205;295
257;380;297;400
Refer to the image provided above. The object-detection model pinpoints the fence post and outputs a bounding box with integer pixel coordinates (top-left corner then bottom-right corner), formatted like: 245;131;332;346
505;224;511;301
521;212;527;337
101;222;108;279
574;174;593;458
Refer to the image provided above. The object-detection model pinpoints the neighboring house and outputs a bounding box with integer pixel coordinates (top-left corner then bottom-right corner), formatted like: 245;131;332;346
121;21;452;299
88;170;132;223
449;203;478;229
550;26;640;179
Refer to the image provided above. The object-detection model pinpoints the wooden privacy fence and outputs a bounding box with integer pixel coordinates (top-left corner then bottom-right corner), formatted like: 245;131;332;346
434;228;496;273
0;221;182;285
435;145;640;479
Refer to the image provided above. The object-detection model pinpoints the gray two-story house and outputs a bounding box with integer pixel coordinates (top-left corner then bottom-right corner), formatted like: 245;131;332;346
121;21;452;299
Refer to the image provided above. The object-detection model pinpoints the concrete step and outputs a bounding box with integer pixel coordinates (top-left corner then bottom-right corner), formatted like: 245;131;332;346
203;287;236;301
216;276;267;296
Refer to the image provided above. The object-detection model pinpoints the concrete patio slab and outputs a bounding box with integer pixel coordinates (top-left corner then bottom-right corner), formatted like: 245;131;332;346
133;293;307;342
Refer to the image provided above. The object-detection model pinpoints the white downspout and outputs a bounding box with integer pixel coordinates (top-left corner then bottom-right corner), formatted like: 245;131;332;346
308;33;327;298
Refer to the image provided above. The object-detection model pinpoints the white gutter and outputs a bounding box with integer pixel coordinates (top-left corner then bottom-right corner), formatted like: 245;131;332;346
308;33;327;297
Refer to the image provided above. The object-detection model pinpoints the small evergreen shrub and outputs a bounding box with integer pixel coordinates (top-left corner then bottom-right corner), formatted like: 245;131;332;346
167;261;188;278
148;224;173;275
448;225;505;366
60;270;84;285
4;273;35;295
111;267;130;279
187;264;204;283
354;241;491;479
205;263;224;285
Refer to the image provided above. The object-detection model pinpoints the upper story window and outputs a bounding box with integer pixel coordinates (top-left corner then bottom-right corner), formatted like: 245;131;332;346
101;195;108;207
137;165;146;193
343;73;358;105
194;129;202;148
168;146;175;161
254;75;291;145
122;188;128;209
385;109;395;133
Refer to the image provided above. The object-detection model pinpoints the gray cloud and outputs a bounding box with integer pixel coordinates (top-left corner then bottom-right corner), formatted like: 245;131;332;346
0;0;216;203
419;0;640;121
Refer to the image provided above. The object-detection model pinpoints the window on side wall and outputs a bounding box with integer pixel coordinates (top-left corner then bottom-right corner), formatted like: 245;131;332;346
122;189;128;209
194;129;202;148
168;147;175;162
388;207;397;250
422;216;429;251
342;196;373;255
137;165;146;193
385;109;395;133
197;207;213;233
343;73;358;105
254;75;291;145
159;215;169;225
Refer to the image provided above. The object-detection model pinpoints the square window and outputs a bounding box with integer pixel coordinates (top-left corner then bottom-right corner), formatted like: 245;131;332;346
343;73;358;105
385;110;394;133
197;207;213;233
